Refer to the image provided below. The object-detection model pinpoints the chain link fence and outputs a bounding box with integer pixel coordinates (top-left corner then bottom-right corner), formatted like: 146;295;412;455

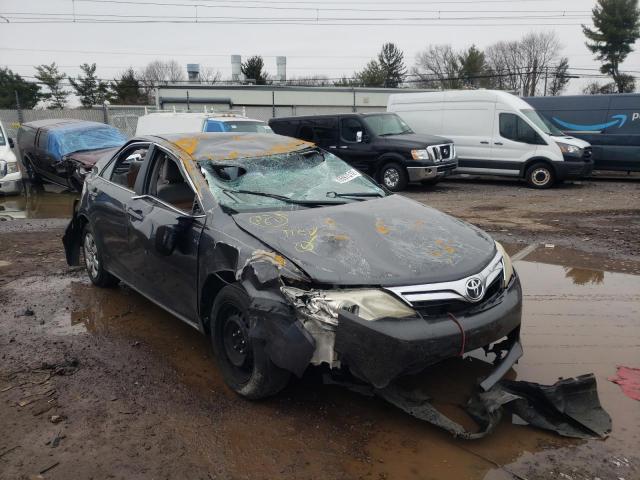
0;103;382;142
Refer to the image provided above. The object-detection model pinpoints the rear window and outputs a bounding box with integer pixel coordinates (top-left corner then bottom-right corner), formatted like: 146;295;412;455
205;120;272;134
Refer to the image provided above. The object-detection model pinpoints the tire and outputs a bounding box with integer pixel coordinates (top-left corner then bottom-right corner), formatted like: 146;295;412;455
420;178;440;187
379;162;408;191
82;224;119;287
23;156;42;185
525;162;555;189
211;284;291;399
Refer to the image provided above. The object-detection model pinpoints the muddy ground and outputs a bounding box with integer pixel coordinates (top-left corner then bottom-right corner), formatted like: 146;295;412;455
1;178;639;480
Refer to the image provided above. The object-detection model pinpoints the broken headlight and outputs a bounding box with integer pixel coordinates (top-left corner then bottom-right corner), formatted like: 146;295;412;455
282;287;415;323
495;242;514;288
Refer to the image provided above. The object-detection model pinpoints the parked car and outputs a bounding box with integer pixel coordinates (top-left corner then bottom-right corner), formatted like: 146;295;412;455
268;112;457;191
18;119;127;191
63;132;522;399
388;90;593;189
525;94;640;173
0;120;23;195
135;111;272;136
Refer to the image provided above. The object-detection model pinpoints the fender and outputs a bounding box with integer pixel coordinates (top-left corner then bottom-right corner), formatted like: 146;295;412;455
520;156;556;177
374;152;408;174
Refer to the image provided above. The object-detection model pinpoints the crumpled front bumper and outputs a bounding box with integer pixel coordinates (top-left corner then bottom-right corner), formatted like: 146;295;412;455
334;275;523;389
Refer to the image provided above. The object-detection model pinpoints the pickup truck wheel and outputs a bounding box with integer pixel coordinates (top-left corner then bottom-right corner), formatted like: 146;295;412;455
211;284;290;399
525;162;555;189
82;224;119;287
380;162;408;191
23;157;42;185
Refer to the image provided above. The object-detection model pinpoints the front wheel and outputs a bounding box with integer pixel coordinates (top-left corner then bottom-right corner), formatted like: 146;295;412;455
525;162;555;189
82;224;119;287
379;162;408;191
211;284;290;399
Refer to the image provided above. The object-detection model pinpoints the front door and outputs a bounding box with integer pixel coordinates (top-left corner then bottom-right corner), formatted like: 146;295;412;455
334;117;374;174
490;111;540;176
92;143;150;283
126;146;204;324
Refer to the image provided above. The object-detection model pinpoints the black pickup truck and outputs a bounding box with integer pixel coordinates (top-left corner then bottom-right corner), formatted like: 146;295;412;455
18;119;126;191
269;112;457;191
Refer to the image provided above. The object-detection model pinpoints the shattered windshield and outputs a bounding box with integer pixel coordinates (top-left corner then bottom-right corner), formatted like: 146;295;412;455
362;114;413;136
199;148;386;211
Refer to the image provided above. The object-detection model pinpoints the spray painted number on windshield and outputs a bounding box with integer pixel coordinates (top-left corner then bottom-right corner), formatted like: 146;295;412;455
335;169;362;184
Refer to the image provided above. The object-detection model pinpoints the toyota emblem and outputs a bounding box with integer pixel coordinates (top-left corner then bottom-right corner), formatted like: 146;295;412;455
465;277;484;301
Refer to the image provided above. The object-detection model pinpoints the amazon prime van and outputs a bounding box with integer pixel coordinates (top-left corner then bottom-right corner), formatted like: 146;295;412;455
388;90;593;188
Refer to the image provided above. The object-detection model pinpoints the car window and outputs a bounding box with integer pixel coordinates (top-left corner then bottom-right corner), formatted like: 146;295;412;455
199;148;385;212
340;118;365;143
148;149;196;213
499;113;542;144
109;144;150;190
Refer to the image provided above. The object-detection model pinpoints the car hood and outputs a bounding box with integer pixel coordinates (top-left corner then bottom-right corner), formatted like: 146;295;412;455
65;147;120;167
381;133;453;148
232;195;497;287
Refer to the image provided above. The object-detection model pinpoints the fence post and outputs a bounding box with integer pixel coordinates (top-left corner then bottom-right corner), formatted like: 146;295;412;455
272;90;276;118
352;88;356;112
102;102;109;124
14;90;24;124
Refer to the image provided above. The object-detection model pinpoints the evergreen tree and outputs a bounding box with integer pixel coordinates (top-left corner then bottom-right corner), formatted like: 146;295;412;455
111;68;146;105
548;57;571;95
241;56;269;85
34;62;69;109
0;68;41;108
355;60;386;87
69;63;112;107
377;43;407;88
458;45;487;88
583;0;640;93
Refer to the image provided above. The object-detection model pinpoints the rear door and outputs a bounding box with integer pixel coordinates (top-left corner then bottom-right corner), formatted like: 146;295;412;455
126;145;204;325
442;102;495;170
92;142;151;283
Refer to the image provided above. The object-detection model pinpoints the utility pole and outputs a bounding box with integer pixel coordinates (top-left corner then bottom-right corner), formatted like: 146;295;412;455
14;90;23;124
543;66;549;96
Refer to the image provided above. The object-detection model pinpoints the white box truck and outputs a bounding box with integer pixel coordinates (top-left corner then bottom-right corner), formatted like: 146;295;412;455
388;90;593;188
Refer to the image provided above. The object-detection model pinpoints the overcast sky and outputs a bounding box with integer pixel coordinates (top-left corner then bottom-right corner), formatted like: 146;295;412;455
1;0;640;96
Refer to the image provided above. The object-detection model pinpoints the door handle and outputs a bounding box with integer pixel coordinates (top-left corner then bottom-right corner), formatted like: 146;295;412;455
494;142;503;146
126;207;143;221
480;141;489;145
339;146;348;149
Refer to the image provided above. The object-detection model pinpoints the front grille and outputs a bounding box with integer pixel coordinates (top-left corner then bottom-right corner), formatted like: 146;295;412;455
0;160;6;179
428;143;455;163
411;275;504;320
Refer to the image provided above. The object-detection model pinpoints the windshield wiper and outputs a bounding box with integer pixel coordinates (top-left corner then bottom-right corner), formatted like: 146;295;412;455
223;189;346;206
326;191;384;199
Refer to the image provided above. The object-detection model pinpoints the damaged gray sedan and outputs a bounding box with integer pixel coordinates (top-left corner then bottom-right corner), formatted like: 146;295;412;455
63;133;522;399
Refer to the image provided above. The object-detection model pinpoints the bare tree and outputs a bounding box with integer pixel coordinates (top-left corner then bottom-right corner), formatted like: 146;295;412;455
485;32;566;96
200;66;221;84
413;44;462;89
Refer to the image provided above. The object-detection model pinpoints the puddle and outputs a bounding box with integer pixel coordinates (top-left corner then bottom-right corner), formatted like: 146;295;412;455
0;185;77;220
3;245;639;479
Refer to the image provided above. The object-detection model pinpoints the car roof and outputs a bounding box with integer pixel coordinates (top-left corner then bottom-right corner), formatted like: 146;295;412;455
22;119;110;131
270;112;394;122
144;132;314;162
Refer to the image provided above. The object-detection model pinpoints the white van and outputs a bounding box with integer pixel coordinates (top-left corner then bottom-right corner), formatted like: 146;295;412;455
0;120;23;195
388;90;593;188
135;111;272;136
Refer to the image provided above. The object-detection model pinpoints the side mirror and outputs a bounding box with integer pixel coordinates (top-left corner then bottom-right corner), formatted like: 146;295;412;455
356;131;363;143
155;224;177;256
8;138;14;149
